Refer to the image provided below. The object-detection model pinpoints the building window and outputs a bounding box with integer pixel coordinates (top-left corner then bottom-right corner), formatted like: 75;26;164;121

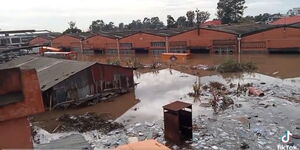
241;42;266;49
120;43;132;48
11;38;21;43
152;49;166;55
0;38;10;46
169;41;187;48
21;37;33;43
151;42;166;47
72;47;81;52
106;49;118;55
169;48;188;53
214;47;234;54
120;50;134;55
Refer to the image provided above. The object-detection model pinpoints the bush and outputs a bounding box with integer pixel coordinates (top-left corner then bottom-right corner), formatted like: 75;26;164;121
217;59;257;73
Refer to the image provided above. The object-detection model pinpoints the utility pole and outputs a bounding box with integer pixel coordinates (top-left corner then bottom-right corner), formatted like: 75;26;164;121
196;8;200;36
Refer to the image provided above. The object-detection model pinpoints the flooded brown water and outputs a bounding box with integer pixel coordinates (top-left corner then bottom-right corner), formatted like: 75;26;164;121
32;54;300;132
78;54;300;79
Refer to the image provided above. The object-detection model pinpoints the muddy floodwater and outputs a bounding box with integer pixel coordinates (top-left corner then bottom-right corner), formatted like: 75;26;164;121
78;54;300;79
32;54;300;149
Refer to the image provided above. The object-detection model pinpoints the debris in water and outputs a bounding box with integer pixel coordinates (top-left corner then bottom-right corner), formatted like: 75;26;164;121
217;59;257;73
240;142;250;149
248;87;265;97
209;82;225;90
57;113;124;133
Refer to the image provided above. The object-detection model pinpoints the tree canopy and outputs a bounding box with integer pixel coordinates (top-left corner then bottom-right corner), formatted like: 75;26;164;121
217;0;247;24
62;1;286;33
63;21;82;34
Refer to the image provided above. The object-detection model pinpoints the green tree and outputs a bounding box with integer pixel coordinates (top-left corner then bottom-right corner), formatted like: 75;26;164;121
167;15;177;28
63;21;82;34
195;9;210;24
254;13;271;22
217;0;247;24
89;20;105;32
102;22;115;31
118;23;124;30
241;16;255;23
143;17;151;29
150;17;164;29
186;10;195;27
177;16;187;28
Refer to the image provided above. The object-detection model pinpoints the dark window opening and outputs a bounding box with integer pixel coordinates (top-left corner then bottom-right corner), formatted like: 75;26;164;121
190;48;209;54
135;48;148;54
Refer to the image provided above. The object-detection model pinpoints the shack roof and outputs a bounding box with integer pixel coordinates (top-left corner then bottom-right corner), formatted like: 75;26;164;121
0;56;96;91
163;101;192;111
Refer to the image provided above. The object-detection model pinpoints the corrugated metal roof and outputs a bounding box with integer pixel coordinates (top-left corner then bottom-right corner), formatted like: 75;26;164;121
0;56;95;91
205;23;280;36
34;134;92;149
163;101;192;111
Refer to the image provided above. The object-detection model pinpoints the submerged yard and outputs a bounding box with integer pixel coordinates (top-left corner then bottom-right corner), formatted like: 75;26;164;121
32;54;300;149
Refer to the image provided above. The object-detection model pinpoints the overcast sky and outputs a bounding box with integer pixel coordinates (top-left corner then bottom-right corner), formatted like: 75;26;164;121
0;0;299;32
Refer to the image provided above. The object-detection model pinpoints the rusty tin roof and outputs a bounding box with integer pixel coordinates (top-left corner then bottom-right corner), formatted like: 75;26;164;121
163;101;192;111
0;56;96;91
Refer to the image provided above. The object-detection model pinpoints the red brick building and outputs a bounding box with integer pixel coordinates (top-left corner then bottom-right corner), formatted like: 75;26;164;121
83;33;117;54
240;24;300;53
0;68;44;149
169;28;237;53
29;36;51;46
51;23;300;54
119;32;167;54
51;34;84;52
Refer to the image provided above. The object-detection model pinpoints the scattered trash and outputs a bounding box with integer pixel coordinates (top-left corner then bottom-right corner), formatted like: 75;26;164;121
188;79;201;98
31;69;300;150
209;82;226;90
248;87;265;97
210;91;234;114
240;142;250;149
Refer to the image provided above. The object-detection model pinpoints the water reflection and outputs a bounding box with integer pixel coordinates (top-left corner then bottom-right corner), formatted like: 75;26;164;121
117;68;300;123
